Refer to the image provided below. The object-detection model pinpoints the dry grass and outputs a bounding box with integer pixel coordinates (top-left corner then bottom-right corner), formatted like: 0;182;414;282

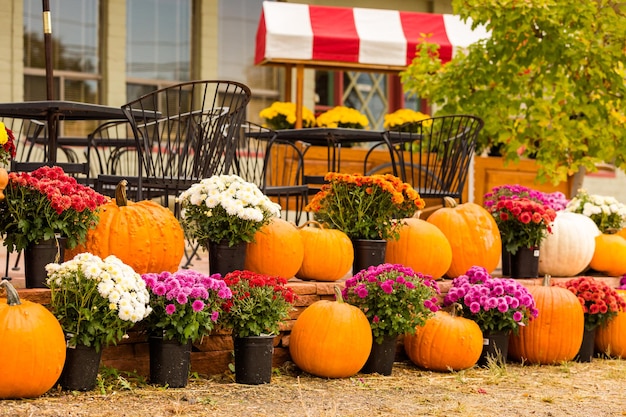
2;358;626;417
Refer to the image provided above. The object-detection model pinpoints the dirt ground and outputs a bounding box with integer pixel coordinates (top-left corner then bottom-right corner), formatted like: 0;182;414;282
1;358;625;417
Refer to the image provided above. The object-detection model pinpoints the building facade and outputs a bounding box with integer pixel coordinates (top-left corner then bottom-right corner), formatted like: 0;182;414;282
0;0;453;135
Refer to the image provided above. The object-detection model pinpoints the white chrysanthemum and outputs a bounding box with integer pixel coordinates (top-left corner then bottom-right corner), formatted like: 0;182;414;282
240;206;265;222
118;306;133;321
97;279;115;297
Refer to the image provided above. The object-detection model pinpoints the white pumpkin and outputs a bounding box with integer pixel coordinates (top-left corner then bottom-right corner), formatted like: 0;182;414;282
538;211;600;277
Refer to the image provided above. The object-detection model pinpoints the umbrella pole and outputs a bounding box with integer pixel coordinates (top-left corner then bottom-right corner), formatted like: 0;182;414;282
43;0;54;100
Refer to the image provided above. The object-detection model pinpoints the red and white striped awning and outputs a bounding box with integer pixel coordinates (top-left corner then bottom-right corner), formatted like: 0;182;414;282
255;2;489;71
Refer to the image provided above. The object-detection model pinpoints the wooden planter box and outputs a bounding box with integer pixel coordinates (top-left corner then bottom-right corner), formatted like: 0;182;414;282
472;156;577;206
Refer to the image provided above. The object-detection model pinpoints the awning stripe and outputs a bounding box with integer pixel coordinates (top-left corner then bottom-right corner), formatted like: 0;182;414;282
255;1;489;68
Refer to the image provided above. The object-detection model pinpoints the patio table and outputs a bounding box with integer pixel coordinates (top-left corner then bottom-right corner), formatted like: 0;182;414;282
0;100;149;164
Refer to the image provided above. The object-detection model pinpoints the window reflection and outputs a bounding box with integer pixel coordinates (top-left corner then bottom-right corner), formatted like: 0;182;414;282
126;0;191;82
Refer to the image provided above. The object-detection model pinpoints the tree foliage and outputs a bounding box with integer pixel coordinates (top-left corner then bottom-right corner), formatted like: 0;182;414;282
401;0;626;183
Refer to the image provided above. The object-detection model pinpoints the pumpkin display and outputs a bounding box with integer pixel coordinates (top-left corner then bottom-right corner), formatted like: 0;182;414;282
289;287;372;378
245;217;304;278
296;221;353;281
64;181;185;274
509;275;584;364
426;197;501;278
385;217;452;279
595;289;626;358
0;280;66;399
404;310;483;372
538;211;600;277
589;233;626;276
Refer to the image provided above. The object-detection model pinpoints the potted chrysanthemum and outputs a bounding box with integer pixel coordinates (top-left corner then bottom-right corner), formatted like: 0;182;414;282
0;122;16;198
342;263;440;375
565;189;626;233
259;101;316;129
305;172;424;272
46;253;151;391
177;174;281;276
0;166;108;287
316;106;369;129
443;266;539;365
554;276;626;362
221;269;297;384
383;109;431;132
140;269;232;387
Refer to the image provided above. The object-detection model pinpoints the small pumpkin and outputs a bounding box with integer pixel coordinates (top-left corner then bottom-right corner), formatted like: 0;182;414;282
289;287;372;378
296;221;353;281
538;211;600;277
404;309;483;372
385;217;452;279
426;197;501;278
595;289;626;358
0;280;66;399
245;217;304;278
589;233;626;276
508;275;584;364
65;181;185;274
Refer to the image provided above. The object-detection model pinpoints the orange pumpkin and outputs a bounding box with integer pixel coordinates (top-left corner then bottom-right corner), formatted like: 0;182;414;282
289;287;372;378
404;310;483;372
509;275;584;364
65;181;185;274
296;221;353;281
589;234;626;276
385;217;452;279
0;280;66;398
245;218;304;278
595;289;626;358
426;197;501;278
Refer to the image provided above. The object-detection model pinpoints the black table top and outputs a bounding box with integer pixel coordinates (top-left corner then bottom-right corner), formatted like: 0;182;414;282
0;100;133;121
274;127;386;146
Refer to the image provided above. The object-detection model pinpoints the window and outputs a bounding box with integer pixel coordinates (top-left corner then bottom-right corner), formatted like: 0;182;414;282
23;0;100;102
126;0;191;99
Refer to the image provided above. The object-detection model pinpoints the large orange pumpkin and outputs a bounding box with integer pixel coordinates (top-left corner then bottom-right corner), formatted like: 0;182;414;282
426;197;501;278
65;181;185;274
508;275;584;364
595;289;626;358
404;310;483;372
289;287;372;378
385;217;452;279
0;280;66;398
589;234;626;276
296;221;353;282
245;218;304;278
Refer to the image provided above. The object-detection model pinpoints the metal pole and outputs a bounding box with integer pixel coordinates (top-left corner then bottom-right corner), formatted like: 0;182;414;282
43;0;53;101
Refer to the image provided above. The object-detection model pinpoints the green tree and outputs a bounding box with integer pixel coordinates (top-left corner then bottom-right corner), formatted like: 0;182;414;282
401;0;626;183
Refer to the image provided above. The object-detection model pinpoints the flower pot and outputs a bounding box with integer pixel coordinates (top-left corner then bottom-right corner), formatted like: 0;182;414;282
207;240;247;276
352;239;386;274
360;334;397;376
501;243;511;276
233;335;274;385
478;330;510;367
575;327;597;363
149;335;192;388
24;235;67;288
58;344;102;391
509;247;539;278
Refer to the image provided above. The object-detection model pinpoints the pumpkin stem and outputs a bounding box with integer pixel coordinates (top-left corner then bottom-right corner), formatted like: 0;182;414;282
299;220;324;230
445;302;462;317
443;196;458;208
334;285;345;303
115;180;129;207
542;274;552;287
0;279;21;306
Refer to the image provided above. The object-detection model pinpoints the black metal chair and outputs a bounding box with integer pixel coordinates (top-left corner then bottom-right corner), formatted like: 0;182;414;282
94;80;251;268
231;122;309;224
366;114;484;205
86;120;139;196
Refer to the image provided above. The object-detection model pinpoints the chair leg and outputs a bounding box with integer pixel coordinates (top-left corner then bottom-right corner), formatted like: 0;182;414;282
182;241;202;269
3;251;11;280
13;251;21;270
